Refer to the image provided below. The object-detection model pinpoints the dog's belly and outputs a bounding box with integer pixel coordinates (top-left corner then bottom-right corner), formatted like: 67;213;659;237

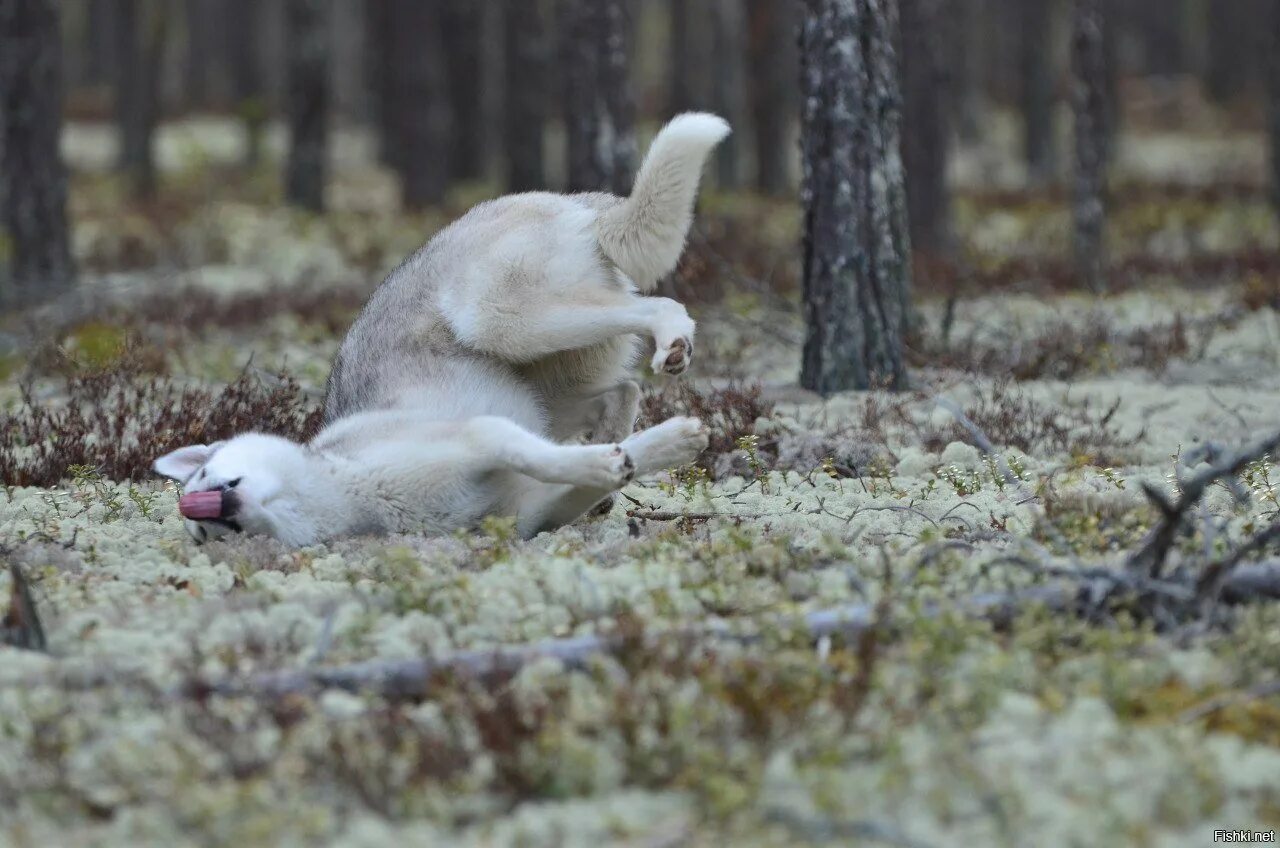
518;335;638;400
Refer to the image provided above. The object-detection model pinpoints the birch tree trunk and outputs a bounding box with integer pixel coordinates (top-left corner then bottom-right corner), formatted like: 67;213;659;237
502;0;548;192
558;0;637;194
899;0;951;258
284;0;330;212
799;0;910;395
0;0;75;308
1020;0;1057;185
1071;0;1108;293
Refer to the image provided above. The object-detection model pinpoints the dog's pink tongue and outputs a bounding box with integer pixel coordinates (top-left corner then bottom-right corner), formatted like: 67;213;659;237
179;490;222;520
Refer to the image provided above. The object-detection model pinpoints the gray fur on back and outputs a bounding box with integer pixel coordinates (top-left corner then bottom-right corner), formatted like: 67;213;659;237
323;191;626;434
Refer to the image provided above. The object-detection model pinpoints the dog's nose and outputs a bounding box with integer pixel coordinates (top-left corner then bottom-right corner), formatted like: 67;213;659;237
178;490;223;519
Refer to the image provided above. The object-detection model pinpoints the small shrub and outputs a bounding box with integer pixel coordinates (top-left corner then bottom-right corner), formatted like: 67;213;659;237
638;381;775;477
919;379;1142;464
0;349;322;487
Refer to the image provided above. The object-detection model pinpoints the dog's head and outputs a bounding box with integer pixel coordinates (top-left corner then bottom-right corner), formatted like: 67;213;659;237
153;434;312;544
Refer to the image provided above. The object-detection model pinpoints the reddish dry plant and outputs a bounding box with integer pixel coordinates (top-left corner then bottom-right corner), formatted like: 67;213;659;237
94;284;370;338
916;378;1142;462
0;352;322;487
909;311;1212;381
638;380;775;470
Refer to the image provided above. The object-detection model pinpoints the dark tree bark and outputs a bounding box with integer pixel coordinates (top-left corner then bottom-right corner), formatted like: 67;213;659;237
710;0;746;188
365;0;396;169
557;0;637;194
746;0;796;194
799;0;911;396
668;0;693;113
284;0;330;212
388;0;451;209
442;0;485;181
949;0;987;143
226;0;265;167
1268;0;1280;217
0;0;75;308
1126;0;1185;76
113;0;169;199
85;0;115;86
1206;0;1262;103
183;0;212;107
502;0;548;192
1019;0;1057;185
899;0;951;258
1071;0;1108;293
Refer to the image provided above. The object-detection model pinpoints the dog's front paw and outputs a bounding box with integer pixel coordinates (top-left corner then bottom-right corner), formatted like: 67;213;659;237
651;335;694;376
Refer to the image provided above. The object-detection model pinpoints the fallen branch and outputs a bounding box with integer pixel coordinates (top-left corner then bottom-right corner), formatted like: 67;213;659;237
1;564;46;652
191;585;1078;699
1178;677;1280;724
1129;428;1280;578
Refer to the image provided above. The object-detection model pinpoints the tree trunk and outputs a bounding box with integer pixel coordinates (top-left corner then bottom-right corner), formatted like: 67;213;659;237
0;0;76;309
1206;0;1261;103
1071;0;1108;293
442;0;485;181
1128;0;1185;76
284;0;329;212
799;0;911;395
388;0;451;209
949;0;986;143
365;0;396;169
113;0;169;199
668;0;693;113
183;0;212;108
899;0;951;259
225;0;265;167
710;0;746;188
746;0;796;194
1020;0;1057;185
85;0;115;86
1268;0;1280;217
557;0;637;195
502;0;548;192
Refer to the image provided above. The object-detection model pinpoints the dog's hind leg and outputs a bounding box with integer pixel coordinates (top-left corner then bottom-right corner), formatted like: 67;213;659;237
512;416;708;538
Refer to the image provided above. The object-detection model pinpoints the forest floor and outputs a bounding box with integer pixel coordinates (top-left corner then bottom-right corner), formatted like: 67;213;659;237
2;121;1280;846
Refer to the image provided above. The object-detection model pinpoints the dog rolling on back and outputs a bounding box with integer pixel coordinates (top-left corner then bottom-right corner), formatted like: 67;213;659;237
155;113;729;546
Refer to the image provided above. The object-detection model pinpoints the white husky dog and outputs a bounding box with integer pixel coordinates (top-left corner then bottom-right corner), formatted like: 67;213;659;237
154;113;730;546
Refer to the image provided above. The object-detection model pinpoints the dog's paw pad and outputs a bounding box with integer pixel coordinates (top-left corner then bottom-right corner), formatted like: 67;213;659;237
653;337;693;376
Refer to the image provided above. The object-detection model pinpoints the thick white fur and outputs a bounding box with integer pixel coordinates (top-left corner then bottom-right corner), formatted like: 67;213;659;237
154;114;728;546
154;414;708;546
597;112;731;292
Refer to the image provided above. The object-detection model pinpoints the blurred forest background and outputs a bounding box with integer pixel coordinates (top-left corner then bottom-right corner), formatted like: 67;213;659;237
3;0;1280;313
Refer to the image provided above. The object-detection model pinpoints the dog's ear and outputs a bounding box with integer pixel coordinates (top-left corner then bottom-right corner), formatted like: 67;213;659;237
153;442;223;484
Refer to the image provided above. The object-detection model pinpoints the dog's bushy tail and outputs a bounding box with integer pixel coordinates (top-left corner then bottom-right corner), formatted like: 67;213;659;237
596;112;731;292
